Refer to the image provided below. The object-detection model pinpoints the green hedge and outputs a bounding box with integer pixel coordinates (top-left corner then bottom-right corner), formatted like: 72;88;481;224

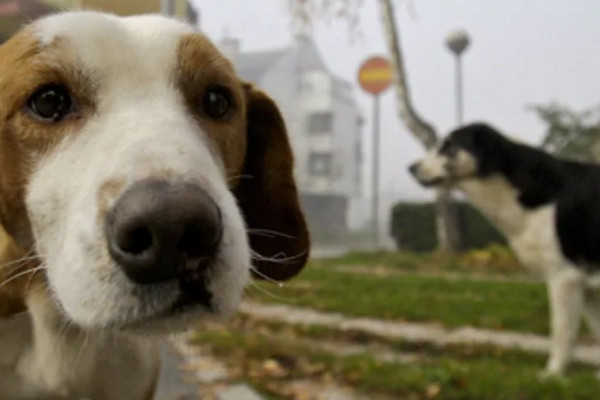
390;201;505;252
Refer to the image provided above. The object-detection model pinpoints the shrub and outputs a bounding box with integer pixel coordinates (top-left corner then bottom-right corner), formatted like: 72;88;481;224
390;201;505;252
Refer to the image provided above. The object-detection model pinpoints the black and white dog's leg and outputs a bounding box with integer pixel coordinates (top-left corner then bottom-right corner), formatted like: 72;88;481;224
542;270;584;378
583;287;600;378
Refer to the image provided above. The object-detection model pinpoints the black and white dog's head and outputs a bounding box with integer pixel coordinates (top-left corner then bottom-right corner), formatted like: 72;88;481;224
409;123;510;187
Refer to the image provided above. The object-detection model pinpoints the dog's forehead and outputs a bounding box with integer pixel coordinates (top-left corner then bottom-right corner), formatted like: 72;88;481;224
34;11;195;47
29;12;203;82
446;130;471;147
438;135;457;151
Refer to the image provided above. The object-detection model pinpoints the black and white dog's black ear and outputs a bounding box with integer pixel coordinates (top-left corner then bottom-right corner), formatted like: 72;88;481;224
464;123;564;208
460;123;509;177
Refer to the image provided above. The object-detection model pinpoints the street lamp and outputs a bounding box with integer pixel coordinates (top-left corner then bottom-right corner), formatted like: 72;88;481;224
445;30;470;126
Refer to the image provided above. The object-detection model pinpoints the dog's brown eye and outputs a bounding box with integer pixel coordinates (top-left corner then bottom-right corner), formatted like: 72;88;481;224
203;87;232;120
27;85;73;122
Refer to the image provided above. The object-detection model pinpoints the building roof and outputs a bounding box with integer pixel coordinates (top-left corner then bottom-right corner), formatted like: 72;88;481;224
332;75;363;120
229;34;362;113
232;33;327;84
235;49;286;82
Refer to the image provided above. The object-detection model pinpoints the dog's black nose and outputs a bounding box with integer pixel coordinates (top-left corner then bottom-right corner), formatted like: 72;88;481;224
408;162;419;175
105;179;222;285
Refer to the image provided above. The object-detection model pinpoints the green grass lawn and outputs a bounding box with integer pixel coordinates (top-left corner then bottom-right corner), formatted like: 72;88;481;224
191;251;600;399
193;316;600;400
312;247;524;276
249;260;550;335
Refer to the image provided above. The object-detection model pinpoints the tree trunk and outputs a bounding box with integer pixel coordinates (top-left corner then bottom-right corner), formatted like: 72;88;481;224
378;0;460;253
435;188;461;252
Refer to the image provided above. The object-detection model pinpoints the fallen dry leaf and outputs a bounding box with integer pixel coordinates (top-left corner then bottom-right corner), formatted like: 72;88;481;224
426;383;441;398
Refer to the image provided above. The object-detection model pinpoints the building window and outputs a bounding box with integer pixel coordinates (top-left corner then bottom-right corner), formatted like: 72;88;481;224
297;78;312;93
308;152;332;176
355;142;362;164
308;112;333;134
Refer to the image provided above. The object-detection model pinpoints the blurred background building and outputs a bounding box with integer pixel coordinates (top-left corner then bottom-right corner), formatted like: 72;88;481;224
220;32;366;237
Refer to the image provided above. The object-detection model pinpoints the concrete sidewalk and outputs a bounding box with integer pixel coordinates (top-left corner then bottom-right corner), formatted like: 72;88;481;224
153;337;267;400
240;302;600;367
153;341;200;400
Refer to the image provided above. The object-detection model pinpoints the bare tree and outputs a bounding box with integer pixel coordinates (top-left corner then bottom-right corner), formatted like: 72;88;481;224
290;0;461;252
378;0;459;252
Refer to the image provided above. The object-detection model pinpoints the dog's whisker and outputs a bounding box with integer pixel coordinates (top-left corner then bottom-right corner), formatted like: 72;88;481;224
227;173;254;182
251;249;308;264
56;318;75;357
248;263;285;286
24;262;46;291
0;254;38;271
1;260;40;280
248;228;295;239
0;247;38;271
1;260;35;277
75;330;92;367
246;280;291;303
0;266;45;290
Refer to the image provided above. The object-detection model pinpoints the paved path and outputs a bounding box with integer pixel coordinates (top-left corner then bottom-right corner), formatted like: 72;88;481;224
240;302;600;367
153;341;200;400
153;337;267;400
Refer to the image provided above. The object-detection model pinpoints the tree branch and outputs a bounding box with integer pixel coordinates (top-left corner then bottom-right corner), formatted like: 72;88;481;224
379;0;437;148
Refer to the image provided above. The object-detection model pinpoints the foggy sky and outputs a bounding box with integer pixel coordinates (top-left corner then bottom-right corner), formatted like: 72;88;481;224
192;0;600;201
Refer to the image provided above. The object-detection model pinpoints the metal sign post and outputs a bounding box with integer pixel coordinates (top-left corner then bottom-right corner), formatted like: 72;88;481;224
371;94;381;250
358;56;393;250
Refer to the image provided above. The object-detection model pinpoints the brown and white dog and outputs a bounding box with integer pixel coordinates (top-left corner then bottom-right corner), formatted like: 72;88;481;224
0;11;309;400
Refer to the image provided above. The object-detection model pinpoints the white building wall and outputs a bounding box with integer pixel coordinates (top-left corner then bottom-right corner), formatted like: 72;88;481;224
330;91;361;196
298;70;335;194
254;55;309;187
220;36;365;233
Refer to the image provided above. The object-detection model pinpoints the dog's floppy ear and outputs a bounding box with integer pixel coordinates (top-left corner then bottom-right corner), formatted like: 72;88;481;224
234;85;310;281
470;124;509;177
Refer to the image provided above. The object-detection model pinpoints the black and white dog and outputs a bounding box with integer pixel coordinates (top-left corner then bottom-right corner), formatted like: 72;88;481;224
409;123;600;378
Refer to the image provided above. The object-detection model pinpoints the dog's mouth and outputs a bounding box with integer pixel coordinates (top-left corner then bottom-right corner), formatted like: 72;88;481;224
172;260;213;311
155;255;218;316
409;171;448;188
408;163;449;188
107;257;219;331
417;176;447;187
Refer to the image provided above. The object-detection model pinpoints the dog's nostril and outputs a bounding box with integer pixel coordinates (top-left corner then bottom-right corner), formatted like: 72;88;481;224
119;226;153;254
178;225;205;258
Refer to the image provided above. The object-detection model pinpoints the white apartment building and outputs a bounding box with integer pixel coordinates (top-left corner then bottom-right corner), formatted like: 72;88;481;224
220;33;365;235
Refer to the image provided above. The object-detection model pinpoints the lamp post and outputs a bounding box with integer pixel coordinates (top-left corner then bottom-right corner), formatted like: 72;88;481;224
445;30;470;126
